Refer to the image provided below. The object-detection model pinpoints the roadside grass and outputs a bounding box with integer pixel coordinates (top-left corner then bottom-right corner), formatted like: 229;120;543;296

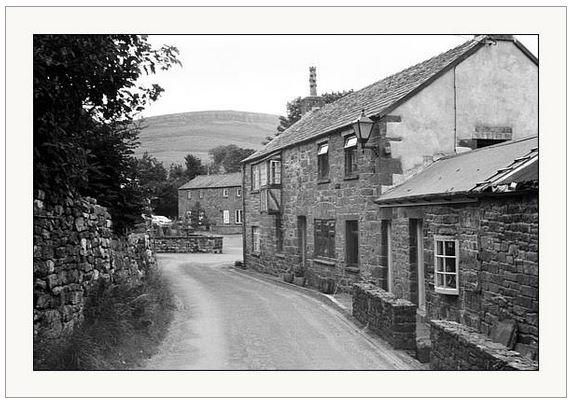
34;270;175;370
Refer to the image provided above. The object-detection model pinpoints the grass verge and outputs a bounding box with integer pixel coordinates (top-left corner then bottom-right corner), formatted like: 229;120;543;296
34;269;175;370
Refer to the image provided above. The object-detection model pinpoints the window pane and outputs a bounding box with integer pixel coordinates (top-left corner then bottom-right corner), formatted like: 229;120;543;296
436;257;443;272
436;273;444;287
344;135;357;148
437;240;444;255
318;143;329;155
445;257;456;272
445;241;456;256
445;274;456;288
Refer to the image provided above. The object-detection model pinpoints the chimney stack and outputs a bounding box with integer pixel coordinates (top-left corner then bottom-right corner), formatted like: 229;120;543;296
309;66;317;96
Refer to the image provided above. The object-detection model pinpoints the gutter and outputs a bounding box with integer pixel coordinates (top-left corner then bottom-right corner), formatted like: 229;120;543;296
375;188;537;208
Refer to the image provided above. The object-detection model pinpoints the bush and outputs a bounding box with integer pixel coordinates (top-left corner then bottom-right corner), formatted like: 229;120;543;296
33;270;175;370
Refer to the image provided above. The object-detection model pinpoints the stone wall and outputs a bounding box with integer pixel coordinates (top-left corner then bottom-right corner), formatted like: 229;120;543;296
154;235;223;253
386;193;538;349
178;186;243;234
352;282;417;350
430;320;537;370
33;192;156;341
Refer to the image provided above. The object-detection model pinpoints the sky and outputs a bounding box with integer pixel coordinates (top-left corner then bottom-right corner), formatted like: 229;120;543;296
139;35;538;118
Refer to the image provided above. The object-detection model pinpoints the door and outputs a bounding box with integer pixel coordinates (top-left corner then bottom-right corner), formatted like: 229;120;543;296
297;216;307;268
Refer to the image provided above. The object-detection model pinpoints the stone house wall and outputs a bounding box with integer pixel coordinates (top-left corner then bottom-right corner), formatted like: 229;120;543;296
385;193;538;347
387;40;538;183
244;124;393;292
33;192;156;342
178;185;243;234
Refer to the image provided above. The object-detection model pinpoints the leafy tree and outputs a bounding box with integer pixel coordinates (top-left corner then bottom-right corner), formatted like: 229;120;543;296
33;34;180;232
208;144;256;173
184;154;206;180
135;152;168;215
264;90;354;144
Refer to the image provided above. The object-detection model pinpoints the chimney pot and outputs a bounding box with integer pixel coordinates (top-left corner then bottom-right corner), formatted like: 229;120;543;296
309;66;317;96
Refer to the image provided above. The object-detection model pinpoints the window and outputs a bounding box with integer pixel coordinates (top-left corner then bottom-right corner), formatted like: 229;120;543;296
260;162;268;188
317;142;329;180
252;226;261;254
236;188;242;197
344;135;358;177
223;188;229;197
252;165;260;191
380;220;392;292
346;220;359;266
223;210;230;224
314;219;335;258
187;190;192;199
235;209;243;224
434;237;459;295
275;215;283;252
270;160;281;185
199;189;204;199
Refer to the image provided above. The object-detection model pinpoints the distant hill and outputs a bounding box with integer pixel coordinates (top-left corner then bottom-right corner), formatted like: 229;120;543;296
134;110;279;167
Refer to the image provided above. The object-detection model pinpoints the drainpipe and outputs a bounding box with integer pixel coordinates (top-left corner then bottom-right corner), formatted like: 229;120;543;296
453;65;458;153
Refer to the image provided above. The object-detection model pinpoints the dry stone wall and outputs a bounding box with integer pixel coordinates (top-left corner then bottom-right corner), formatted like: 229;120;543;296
154;235;223;253
33;191;156;341
430;320;537;370
352;282;417;350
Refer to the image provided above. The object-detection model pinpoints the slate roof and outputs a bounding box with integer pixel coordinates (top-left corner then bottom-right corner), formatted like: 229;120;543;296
244;36;490;163
375;136;538;205
178;172;242;190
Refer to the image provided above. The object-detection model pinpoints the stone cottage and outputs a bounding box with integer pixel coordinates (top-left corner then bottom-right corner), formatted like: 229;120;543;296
241;35;538;293
178;172;243;234
376;136;538;363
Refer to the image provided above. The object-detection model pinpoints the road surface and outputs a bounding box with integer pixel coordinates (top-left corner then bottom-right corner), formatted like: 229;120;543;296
143;236;419;370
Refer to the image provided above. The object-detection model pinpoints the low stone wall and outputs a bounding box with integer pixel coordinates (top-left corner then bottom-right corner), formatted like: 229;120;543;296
352;283;417;350
430;320;538;370
33;192;156;342
154;235;223;253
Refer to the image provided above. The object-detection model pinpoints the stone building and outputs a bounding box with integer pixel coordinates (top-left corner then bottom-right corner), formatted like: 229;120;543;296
376;136;538;359
178;172;243;234
241;35;538;293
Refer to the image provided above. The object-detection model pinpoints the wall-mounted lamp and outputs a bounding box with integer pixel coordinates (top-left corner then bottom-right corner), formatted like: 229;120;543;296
352;109;379;156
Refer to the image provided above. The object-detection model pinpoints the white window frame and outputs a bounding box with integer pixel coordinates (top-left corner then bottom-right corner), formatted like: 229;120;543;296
187;190;192;199
223;188;229;198
434;236;460;295
236;188;242;197
235;209;243;224
223;210;230;224
199;189;204;199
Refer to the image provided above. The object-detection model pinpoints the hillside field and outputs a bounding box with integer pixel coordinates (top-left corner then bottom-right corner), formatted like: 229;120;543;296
135;110;279;167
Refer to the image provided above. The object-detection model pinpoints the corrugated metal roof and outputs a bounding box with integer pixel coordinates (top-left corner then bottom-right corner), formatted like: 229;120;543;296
376;136;538;205
498;159;538;185
178;172;242;190
243;37;486;163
